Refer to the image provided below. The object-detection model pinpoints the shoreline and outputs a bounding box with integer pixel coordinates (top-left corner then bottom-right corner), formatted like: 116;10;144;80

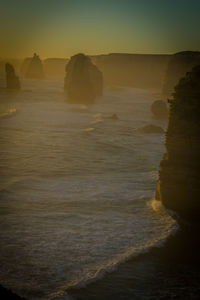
1;223;200;300
68;224;200;300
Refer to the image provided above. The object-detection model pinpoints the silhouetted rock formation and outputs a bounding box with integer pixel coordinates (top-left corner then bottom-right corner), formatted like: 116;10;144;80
25;53;44;79
5;63;20;90
0;59;21;78
19;53;170;89
140;124;164;134
64;53;103;104
156;65;200;223
151;100;168;119
162;51;200;96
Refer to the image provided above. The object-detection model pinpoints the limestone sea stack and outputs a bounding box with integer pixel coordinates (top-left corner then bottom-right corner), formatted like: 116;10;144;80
162;51;200;97
25;53;44;79
64;53;103;104
156;65;200;223
5;63;21;90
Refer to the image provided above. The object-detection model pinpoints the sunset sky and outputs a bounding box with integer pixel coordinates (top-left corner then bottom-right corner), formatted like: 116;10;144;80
0;0;200;58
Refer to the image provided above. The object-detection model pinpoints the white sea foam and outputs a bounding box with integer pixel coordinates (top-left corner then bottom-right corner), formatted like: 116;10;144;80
84;127;95;132
48;201;178;300
0;108;17;118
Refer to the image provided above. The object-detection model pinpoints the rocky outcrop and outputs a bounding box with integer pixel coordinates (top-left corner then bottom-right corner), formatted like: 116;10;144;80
64;53;103;104
140;124;164;134
25;53;44;79
18;53;170;89
5;63;20;90
0;59;21;78
151;100;168;119
156;65;200;223
162;51;200;96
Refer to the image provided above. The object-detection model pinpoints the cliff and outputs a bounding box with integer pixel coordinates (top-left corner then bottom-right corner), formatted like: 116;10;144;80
64;53;103;104
162;51;200;96
5;63;20;90
43;58;68;76
91;53;170;90
156;65;200;223
18;53;170;89
25;53;45;79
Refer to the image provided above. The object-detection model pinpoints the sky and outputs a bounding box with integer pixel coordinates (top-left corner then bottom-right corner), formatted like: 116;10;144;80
0;0;200;58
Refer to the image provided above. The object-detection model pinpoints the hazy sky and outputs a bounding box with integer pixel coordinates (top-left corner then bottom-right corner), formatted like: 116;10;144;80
0;0;200;58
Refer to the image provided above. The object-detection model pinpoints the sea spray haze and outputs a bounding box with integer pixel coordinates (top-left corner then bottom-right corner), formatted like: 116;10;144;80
0;77;177;299
1;0;200;299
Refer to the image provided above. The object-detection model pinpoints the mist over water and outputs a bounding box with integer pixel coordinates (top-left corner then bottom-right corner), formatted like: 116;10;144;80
0;78;177;299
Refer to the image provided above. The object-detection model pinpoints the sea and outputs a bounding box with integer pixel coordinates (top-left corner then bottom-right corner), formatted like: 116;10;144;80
0;77;178;300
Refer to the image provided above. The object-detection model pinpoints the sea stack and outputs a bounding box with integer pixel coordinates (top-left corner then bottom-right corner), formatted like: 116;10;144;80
25;53;44;79
5;63;21;90
156;65;200;223
64;53;103;104
162;51;200;97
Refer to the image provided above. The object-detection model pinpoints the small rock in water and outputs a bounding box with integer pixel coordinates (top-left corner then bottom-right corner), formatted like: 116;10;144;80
106;114;119;120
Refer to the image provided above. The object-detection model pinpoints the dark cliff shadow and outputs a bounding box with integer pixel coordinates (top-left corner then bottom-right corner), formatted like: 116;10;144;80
68;224;200;300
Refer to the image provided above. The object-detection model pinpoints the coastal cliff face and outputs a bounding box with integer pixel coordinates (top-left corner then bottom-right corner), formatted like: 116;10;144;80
17;53;170;89
162;51;200;97
5;63;20;90
156;65;200;222
92;53;170;90
64;53;103;104
43;58;68;76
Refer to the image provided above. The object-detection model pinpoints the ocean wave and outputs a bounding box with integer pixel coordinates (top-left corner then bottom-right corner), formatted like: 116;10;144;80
48;205;178;300
90;118;103;125
0;108;17;118
84;127;95;132
90;113;104;125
